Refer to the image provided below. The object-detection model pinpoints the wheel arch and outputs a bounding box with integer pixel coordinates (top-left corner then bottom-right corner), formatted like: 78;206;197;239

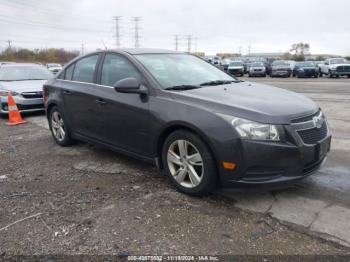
156;122;220;179
46;102;58;120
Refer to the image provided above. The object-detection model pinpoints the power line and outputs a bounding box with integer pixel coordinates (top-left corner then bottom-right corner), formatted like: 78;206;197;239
114;16;122;48
131;17;141;48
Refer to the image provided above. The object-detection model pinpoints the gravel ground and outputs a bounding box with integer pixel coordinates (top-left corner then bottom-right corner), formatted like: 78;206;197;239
1;120;349;256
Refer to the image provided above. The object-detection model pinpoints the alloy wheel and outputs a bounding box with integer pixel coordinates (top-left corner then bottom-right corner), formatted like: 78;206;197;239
51;111;66;142
167;139;204;188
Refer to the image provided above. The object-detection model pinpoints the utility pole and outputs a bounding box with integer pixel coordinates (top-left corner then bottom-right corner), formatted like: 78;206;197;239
238;46;242;55
81;44;84;55
174;35;179;51
194;37;198;53
114;16;122;48
186;35;192;53
6;40;12;49
131;17;141;48
248;45;251;56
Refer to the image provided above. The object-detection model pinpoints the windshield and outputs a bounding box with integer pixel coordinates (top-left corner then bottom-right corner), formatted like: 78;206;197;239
47;63;61;68
298;62;314;67
330;58;347;64
0;65;53;81
135;54;234;89
251;62;264;67
272;61;289;66
229;61;243;66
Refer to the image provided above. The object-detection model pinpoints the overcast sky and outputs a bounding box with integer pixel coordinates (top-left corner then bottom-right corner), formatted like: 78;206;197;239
0;0;349;55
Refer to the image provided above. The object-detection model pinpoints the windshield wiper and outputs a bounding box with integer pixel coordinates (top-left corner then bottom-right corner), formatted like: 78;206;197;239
164;85;202;91
199;80;241;86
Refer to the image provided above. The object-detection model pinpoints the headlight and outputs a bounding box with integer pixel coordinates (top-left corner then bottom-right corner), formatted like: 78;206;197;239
0;90;19;96
217;113;280;141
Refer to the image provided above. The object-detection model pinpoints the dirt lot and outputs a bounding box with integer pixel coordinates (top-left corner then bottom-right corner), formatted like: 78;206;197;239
1;77;350;257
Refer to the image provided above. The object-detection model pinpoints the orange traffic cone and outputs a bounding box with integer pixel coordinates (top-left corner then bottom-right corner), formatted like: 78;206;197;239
6;93;27;126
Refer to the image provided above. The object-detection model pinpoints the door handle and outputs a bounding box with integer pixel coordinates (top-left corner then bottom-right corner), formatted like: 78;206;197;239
63;89;71;95
95;98;107;105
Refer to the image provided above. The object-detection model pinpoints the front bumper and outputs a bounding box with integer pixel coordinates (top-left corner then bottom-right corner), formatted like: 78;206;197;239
228;69;244;75
218;121;331;189
249;71;266;76
271;70;291;77
0;95;44;114
297;70;318;77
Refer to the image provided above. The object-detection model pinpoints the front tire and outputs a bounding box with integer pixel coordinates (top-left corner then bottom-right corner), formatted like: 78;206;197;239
162;130;217;196
49;106;73;146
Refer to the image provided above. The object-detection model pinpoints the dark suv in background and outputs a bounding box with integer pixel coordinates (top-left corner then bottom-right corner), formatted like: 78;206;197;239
293;61;319;78
44;49;331;195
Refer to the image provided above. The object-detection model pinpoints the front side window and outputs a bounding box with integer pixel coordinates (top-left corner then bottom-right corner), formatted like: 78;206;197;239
135;54;234;89
101;54;141;86
72;55;99;83
65;63;75;80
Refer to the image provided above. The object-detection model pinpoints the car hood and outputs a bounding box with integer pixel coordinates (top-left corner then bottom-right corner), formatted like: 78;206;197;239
272;65;290;69
170;81;318;124
228;66;244;69
300;67;316;70
0;80;47;93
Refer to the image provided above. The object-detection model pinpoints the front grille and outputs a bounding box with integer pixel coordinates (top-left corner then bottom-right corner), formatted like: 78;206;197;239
291;110;320;123
21;92;43;99
297;121;328;144
336;65;350;72
17;103;44;111
304;69;316;74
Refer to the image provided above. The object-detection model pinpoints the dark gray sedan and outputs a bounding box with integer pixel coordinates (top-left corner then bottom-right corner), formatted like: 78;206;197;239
44;49;331;195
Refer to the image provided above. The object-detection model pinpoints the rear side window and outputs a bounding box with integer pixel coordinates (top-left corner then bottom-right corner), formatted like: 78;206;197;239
101;54;141;86
72;55;99;83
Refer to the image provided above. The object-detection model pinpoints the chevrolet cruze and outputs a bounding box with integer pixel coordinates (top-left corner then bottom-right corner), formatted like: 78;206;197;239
44;49;331;195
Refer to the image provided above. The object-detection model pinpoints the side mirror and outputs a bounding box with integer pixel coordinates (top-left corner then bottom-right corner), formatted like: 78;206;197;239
113;77;148;94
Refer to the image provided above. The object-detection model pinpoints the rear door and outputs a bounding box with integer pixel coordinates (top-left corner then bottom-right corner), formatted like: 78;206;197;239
61;54;101;138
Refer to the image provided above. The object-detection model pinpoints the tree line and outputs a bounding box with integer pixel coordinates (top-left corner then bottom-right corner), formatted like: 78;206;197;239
0;47;79;64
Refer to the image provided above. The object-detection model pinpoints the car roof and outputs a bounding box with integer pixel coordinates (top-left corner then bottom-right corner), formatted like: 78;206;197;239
112;48;182;55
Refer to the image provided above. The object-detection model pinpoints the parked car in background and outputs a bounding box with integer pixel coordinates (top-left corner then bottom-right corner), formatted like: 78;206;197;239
44;49;331;195
248;62;266;77
293;61;319;78
0;63;53;116
270;60;292;77
227;61;244;76
220;59;231;71
0;61;15;67
318;58;350;78
46;63;63;74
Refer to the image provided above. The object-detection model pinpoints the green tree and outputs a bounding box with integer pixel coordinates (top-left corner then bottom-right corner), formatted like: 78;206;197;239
290;42;310;55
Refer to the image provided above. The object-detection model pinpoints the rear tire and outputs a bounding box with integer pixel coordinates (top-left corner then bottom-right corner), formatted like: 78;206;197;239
161;130;218;196
49;106;73;146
